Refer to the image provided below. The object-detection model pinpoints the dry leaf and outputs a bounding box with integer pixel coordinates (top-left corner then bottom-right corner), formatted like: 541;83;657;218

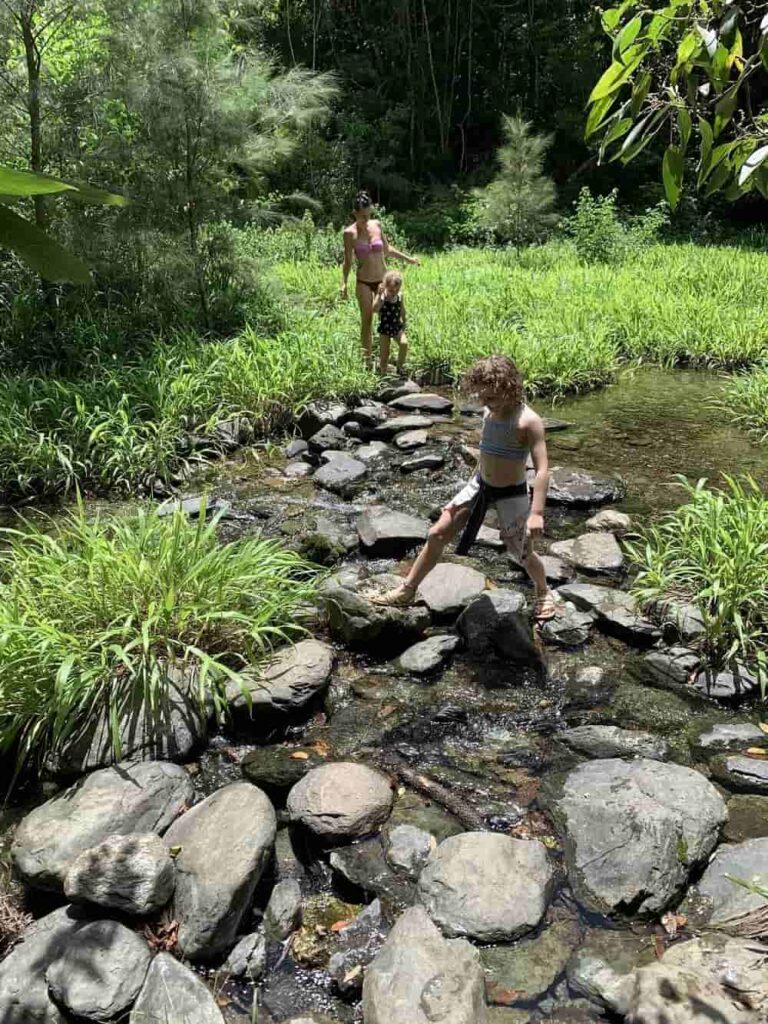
330;920;351;933
746;748;768;759
759;723;768;735
307;740;330;757
216;995;232;1008
487;985;525;1005
378;704;397;718
653;934;665;959
661;912;687;937
343;965;363;984
290;751;310;760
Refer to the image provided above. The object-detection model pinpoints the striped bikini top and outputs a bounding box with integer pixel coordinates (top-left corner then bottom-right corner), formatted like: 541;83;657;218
479;406;530;460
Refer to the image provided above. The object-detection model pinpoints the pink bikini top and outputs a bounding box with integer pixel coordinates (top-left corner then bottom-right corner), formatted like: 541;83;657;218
355;236;384;257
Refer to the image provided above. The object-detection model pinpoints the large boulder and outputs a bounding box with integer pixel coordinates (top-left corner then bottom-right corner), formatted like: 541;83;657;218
417;832;553;942
550;532;625;576
129;952;225;1024
547;467;622;507
44;665;206;776
323;579;430;651
456;590;538;663
12;761;193;892
163;781;276;960
687;838;768;930
362;906;486;1024
546;758;727;915
0;906;87;1024
64;832;175;915
45;919;151;1021
228;640;334;720
287;762;393;839
558;725;668;762
356;507;428;557
417;563;487;616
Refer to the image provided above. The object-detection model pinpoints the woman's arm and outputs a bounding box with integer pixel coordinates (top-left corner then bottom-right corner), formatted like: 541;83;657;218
372;287;384;312
380;228;419;266
341;232;354;297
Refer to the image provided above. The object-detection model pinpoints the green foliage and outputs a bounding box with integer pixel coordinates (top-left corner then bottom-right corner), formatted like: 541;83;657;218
720;365;768;442
587;1;768;204
0;500;319;773
473;116;558;247
566;188;666;265
628;476;768;693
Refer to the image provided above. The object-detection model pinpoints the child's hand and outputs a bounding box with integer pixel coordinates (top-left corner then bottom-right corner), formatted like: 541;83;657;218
526;513;544;538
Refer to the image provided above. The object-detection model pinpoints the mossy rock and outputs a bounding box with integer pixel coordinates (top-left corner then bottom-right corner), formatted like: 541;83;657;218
291;893;361;967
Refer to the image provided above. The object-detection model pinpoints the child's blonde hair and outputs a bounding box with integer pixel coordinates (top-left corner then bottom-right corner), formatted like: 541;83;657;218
383;270;403;289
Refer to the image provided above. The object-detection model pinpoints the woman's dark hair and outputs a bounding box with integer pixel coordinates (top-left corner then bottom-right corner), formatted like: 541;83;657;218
353;190;373;211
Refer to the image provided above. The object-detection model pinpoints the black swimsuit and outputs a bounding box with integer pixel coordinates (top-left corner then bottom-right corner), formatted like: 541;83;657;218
378;294;405;337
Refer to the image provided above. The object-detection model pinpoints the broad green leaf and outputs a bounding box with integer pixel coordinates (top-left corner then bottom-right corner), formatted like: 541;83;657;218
698;117;714;180
631;70;652;117
677;107;692;149
585;94;618;138
663;145;685;208
615;15;643;59
738;144;768;186
714;89;738;138
703;158;733;195
589;46;644;101
677;30;701;65
602;1;634;34
617;108;666;163
0;166;77;198
61;181;128;207
0;205;90;283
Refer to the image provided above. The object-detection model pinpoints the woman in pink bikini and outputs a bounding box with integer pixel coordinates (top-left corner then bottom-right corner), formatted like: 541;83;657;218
341;191;419;369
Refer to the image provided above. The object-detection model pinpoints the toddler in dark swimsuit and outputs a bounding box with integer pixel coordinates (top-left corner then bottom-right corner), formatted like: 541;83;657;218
372;271;408;375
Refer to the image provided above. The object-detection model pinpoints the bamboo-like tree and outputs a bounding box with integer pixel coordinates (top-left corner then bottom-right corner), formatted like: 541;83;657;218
474;114;558;248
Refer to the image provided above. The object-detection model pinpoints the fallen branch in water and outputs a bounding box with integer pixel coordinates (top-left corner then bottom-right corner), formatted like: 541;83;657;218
375;753;487;832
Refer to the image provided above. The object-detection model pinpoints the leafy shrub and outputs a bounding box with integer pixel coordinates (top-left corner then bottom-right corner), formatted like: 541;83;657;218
392;187;492;249
0;502;320;773
629;476;768;693
720;365;768;442
566;188;666;265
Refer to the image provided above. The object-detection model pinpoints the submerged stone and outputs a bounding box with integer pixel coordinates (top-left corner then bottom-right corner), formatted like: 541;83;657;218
481;917;580;1006
725;794;768;842
547;467;622;507
558;725;668;761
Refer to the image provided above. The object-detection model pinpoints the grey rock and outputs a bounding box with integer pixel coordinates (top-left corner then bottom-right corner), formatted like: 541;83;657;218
323;580;431;650
228;640;334;720
481;917;580;1007
307;423;346;454
12;761;193;892
558;725;669;761
417;563;487;616
222;930;267;981
350;404;388;427
539;553;572;585
694;723;766;754
652;597;707;642
386;825;436;877
389;393;453;414
314;454;367;493
45;663;206;776
157;496;231;519
585;509;633;535
397;635;460;675
64;833;175;915
643;646;701;690
379;379;421;402
477;525;505;550
287;762;393;838
556;583;659;647
694;664;761;701
725;795;768;843
0;906;87;1024
285;439;309;459
328;899;389;997
394;429;430;450
298;401;349;438
550;531;624;575
457;590;538;663
357;507;428;556
284;461;314;479
548;758;727;915
400;452;445;473
46;919;150;1021
555;582;617;613
418;832;553;942
330;837;416;912
566;928;651;1014
547;467;622;508
540;604;594;646
164;781;276;960
689;838;768;929
362;906;486;1024
129;952;225;1024
374;415;435;439
341;419;363;438
715;755;768;792
357;441;391;462
265;879;303;940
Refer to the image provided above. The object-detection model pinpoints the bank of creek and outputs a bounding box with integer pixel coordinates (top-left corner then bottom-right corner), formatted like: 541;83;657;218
3;366;768;1024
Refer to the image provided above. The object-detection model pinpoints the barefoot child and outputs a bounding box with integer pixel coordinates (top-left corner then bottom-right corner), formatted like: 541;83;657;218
371;354;557;620
372;271;408;375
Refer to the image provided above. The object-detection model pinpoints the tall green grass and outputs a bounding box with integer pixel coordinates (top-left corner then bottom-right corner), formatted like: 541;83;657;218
721;365;768;442
629;477;768;691
0;501;319;773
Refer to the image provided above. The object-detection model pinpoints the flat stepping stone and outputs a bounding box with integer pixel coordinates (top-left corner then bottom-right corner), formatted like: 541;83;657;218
556;583;659;647
712;755;768;793
374;415;435;439
397;635;461;675
288;762;394;839
378;379;421;402
308;423;346;454
356;507;428;557
228;639;334;717
417;563;487;615
394;429;429;450
357;441;391;462
558;725;668;761
687;838;768;928
298;401;348;437
540;605;594;646
313;453;367;493
348;404;388;427
550;532;624;575
547;467;622;507
388;393;453;414
400;452;444;473
694;723;766;754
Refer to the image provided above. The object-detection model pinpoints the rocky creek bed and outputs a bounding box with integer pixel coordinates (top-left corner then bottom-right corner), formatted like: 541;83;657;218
2;367;768;1024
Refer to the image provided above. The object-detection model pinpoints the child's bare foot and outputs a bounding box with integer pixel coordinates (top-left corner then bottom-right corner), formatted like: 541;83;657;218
533;591;557;621
369;582;417;607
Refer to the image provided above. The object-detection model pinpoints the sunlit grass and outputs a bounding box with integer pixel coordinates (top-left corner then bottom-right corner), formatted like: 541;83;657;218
720;365;768;442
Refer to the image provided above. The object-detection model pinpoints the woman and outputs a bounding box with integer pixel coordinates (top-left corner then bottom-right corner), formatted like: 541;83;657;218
341;191;418;369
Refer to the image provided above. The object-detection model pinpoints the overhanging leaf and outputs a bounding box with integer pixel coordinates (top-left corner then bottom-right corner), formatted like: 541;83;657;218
663;145;685;208
714;90;738;138
0;167;77;198
0;205;90;284
738;144;768;186
61;180;128;207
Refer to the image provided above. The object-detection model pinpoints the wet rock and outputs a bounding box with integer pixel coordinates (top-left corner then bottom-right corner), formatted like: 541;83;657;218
712;755;768;793
298;401;349;438
486;1011;530;1024
545;758;727;915
540;604;594;646
357;507;428;556
539;554;573;585
64;833;175;915
45;663;207;776
566;928;651;1014
689;837;768;931
457;590;538;663
12;761;193;892
285;461;314;479
652;597;706;642
157;495;231;519
694;722;766;755
481;917;580;1007
241;746;326;799
266;879;303;940
0;906;87;1024
348;404;388;427
397;634;461;675
401;452;445;473
328;900;389;997
314;453;367;494
556;583;659;647
130;951;225;1024
385;825;436;877
288;762;394;838
164;781;276;960
341;420;363;438
394;429;430;450
418;832;553;941
222;929;266;980
298;517;357;565
417;563;487;616
307;423;346;455
725;795;768;842
694;664;761;701
330;838;417;911
585;509;633;535
550;532;624;576
46;918;150;1021
285;439;309;459
555;582;616;613
228;639;334;721
357;440;391;462
389;392;453;414
362;905;486;1024
323;580;431;650
564;665;616;711
374;414;435;439
558;725;668;761
547;467;622;508
477;525;505;550
643;646;700;690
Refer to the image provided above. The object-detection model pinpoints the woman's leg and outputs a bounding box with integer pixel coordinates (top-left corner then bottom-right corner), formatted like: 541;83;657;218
379;334;391;375
355;280;375;368
396;331;408;373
